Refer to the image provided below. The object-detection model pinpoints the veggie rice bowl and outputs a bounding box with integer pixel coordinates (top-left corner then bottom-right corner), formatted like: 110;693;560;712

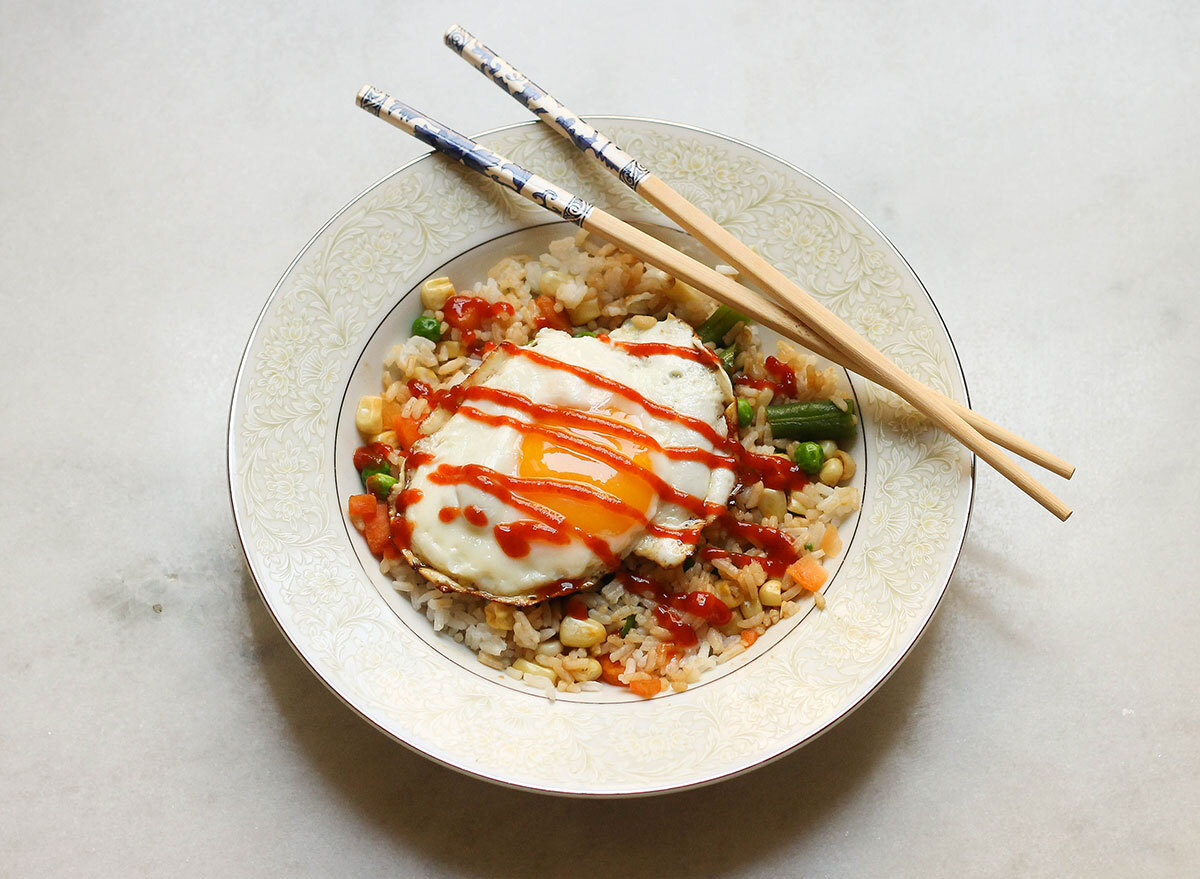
345;231;861;699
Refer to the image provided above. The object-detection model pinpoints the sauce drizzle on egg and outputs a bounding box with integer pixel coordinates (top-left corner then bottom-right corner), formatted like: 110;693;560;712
394;338;811;568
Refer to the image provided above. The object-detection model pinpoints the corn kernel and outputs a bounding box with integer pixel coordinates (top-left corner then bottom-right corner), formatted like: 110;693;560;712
485;602;516;631
759;580;784;607
512;658;555;680
818;457;843;487
758;488;787;520
421;276;455;310
575;658;603;682
567;297;601;324
355;396;383;435
371;430;399;446
559;615;607;648
539;270;569;297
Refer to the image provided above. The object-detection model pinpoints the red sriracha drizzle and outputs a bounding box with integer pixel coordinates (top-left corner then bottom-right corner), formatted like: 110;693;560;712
493;520;570;558
389;487;423;551
443;295;490;331
444;295;514;331
764;356;798;397
620;572;705;648
363;337;818;606
403;342;810;565
683;590;733;626
653;606;699;647
352;441;394;471
444;296;513;352
735;355;799;400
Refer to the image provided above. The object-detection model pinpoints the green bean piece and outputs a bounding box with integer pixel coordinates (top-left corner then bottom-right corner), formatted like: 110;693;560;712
736;398;754;428
766;399;857;441
574;329;597;338
791;441;825;474
719;345;740;375
696;304;748;345
365;472;398;499
411;314;442;342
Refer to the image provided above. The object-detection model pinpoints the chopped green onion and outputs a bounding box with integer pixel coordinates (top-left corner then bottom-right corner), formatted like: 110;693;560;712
574;329;597;338
619;615;637;637
411;314;442;342
804;543;814;552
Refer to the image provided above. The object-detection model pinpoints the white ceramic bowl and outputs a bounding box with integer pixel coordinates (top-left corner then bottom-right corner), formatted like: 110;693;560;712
229;117;973;796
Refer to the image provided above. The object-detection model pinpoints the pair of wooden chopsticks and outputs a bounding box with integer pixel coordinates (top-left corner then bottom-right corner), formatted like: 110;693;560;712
355;25;1074;520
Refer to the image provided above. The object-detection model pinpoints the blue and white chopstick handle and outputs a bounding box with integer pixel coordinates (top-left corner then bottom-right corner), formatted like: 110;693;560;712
444;24;650;191
356;86;595;226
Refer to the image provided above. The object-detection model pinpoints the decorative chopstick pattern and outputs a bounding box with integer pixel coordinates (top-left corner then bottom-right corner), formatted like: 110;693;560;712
356;86;594;226
444;25;650;190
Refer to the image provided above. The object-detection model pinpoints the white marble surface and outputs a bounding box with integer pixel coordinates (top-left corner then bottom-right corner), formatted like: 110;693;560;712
3;1;1197;875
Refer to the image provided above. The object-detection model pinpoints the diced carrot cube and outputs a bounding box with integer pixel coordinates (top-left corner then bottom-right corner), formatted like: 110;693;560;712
534;295;571;331
392;414;423;451
740;629;759;648
599;654;627;687
787;555;828;593
629;678;662;699
820;523;842;556
363;500;391;555
348;494;377;519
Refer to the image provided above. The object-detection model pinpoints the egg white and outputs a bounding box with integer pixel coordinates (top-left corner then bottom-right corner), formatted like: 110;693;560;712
403;315;736;601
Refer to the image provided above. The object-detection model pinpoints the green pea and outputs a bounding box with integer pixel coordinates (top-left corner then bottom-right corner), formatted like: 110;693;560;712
736;398;754;428
791;441;825;475
365;472;398;499
359;464;389;491
411;314;442;342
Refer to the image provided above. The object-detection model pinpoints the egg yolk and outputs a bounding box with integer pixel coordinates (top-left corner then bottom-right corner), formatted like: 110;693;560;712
516;413;656;539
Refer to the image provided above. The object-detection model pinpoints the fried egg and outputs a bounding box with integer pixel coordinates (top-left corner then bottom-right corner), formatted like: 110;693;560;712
400;315;737;604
